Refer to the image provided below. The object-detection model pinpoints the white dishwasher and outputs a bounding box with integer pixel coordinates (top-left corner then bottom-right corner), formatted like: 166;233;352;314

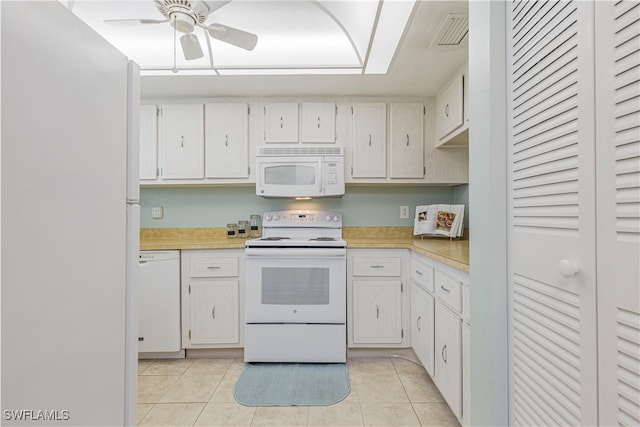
139;251;184;358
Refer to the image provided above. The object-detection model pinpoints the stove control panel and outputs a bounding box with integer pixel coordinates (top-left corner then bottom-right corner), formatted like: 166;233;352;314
262;210;342;227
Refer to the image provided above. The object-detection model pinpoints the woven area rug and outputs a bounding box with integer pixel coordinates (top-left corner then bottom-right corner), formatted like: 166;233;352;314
233;363;350;406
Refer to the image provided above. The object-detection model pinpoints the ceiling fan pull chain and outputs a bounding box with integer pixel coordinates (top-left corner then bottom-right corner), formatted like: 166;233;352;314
172;14;178;73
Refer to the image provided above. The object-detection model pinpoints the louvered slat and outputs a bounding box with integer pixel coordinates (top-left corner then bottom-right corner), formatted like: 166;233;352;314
616;308;640;426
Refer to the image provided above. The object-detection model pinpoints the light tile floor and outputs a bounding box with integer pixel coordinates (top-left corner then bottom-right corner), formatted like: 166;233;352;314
137;357;460;427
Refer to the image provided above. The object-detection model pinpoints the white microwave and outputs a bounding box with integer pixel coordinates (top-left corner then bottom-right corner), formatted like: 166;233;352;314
255;146;345;198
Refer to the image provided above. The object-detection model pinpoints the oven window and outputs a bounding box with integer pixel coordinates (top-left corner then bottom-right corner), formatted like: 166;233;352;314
262;267;329;305
264;165;316;186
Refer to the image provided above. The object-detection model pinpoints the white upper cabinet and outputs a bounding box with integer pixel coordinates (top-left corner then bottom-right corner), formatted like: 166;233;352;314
158;104;204;179
351;103;387;178
263;102;298;143
301;102;336;143
205;103;249;179
436;74;464;139
389;103;424;178
139;105;158;181
435;65;469;148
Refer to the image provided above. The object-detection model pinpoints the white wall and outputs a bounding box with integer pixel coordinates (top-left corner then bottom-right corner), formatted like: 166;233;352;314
468;1;509;425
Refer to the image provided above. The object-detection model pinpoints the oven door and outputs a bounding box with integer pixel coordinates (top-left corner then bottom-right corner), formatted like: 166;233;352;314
256;157;323;198
245;248;346;323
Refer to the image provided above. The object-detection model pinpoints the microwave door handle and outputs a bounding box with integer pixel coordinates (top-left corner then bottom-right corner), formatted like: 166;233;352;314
318;160;323;195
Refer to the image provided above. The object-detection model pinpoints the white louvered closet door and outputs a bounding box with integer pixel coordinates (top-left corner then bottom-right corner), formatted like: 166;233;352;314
595;2;640;426
506;1;598;425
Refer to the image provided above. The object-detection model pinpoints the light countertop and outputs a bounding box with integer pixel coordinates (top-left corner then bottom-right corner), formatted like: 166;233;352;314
140;227;469;272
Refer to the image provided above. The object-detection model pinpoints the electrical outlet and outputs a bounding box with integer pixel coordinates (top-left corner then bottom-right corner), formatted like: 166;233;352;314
151;206;164;219
400;205;409;219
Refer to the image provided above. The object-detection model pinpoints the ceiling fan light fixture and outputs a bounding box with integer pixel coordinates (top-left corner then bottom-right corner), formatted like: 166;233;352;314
170;11;196;33
180;33;204;60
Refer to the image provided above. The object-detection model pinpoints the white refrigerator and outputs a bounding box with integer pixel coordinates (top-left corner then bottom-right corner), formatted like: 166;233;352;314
2;2;140;425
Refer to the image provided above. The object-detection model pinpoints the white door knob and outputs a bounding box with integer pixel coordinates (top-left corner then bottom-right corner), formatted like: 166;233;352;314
558;259;580;278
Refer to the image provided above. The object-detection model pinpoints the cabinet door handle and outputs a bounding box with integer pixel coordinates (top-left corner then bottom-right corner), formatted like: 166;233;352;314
212;306;216;319
207;265;221;269
445;104;449;117
368;134;372;146
440;285;451;293
280;116;283;128
317;116;321;128
370;265;384;269
416;270;423;276
180;135;184;147
225;134;229;147
406;134;410;146
442;345;447;363
417;316;422;331
376;305;379;319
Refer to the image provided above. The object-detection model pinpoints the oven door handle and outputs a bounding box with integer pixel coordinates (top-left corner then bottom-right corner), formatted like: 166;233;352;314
245;247;346;257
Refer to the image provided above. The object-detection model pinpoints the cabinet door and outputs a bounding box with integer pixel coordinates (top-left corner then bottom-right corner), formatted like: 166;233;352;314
351;103;386;178
158;104;204;179
435;300;461;419
411;282;435;376
205;103;249;178
189;280;239;345
436;74;464;139
462;322;470;427
139;105;158;180
352;280;402;344
389;103;424;178
301;102;336;143
264;103;298;142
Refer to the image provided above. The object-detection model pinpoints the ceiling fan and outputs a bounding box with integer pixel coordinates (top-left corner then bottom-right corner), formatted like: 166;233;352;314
105;0;258;61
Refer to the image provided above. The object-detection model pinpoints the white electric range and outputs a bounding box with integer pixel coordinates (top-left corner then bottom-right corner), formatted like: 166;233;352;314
244;210;347;363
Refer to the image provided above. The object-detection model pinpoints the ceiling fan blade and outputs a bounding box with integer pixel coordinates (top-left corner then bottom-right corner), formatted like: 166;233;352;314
203;23;258;51
180;33;204;60
202;1;234;14
191;1;210;16
104;18;169;26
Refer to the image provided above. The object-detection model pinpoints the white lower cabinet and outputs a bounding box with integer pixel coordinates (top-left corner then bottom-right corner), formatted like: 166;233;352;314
181;249;244;348
188;280;238;345
352;280;402;344
462;321;470;427
348;249;409;347
411;282;435;376
410;251;469;425
435;300;462;419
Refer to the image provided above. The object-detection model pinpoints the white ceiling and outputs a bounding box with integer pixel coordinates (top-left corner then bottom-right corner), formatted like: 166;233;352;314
69;0;468;98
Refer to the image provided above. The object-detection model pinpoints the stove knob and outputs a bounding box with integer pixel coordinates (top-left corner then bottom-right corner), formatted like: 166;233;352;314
273;214;280;221
325;214;332;221
332;215;340;222
264;214;272;222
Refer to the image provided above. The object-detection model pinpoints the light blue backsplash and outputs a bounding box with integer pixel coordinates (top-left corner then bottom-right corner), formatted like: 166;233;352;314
140;185;469;228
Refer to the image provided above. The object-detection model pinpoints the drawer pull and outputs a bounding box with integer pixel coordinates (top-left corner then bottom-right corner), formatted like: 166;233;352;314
212;306;216;319
442;345;448;363
370;265;384;269
415;270;423;276
376;305;379;319
207;266;222;269
440;285;451;293
417;316;422;331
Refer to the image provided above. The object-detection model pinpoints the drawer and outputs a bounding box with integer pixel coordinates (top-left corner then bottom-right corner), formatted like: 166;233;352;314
352;257;401;277
411;258;434;293
462;284;470;324
190;256;239;278
436;270;462;313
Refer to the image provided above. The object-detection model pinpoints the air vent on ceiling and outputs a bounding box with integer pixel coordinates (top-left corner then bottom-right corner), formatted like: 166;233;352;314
430;13;469;47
